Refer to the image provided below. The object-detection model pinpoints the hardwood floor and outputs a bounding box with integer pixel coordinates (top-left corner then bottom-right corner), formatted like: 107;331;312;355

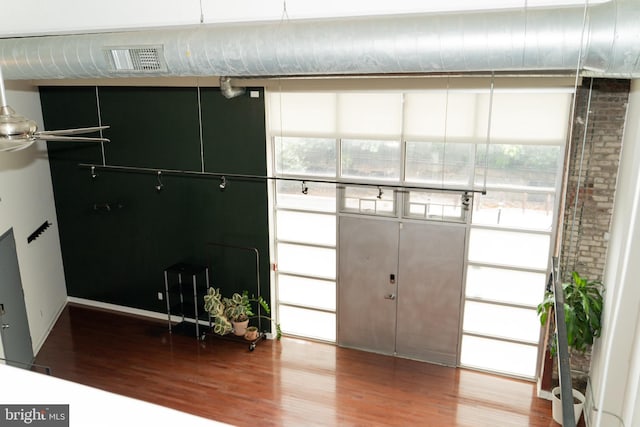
34;304;557;426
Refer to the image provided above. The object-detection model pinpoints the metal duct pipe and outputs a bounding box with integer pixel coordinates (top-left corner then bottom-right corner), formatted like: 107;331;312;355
219;76;246;98
0;0;638;80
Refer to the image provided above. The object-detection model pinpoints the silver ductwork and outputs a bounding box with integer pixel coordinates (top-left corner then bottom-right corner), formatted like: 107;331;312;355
0;0;638;80
219;76;246;98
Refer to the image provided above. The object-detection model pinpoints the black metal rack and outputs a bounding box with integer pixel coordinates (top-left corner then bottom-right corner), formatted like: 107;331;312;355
200;329;267;351
199;242;268;351
163;262;210;339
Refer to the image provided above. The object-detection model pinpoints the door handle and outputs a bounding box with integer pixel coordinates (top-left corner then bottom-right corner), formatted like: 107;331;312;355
1;324;9;330
384;294;396;300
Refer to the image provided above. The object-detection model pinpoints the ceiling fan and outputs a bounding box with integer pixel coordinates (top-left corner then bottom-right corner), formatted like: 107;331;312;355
0;66;109;152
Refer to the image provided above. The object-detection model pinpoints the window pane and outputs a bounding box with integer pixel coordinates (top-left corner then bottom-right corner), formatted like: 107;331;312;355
463;301;540;343
337;93;402;138
466;265;546;307
472;190;555;231
276;181;336;212
404;92;447;139
468;228;550;270
275;137;336;177
269;92;336;134
277;243;336;279
279;305;336;341
460;335;537;378
488;92;571;143
341;186;395;215
404;190;466;222
405;141;474;187
276;211;336;246
341;139;401;181
278;274;336;311
404;92;486;141
474;144;562;189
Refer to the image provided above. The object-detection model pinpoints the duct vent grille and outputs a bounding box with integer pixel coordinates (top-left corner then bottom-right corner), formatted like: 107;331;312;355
106;46;165;72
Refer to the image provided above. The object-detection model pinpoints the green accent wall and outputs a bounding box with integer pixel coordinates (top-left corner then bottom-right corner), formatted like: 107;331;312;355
40;86;270;317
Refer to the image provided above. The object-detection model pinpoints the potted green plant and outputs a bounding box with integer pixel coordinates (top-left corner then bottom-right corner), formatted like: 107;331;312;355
223;291;253;336
537;271;604;354
203;288;282;340
250;295;282;340
537;271;604;425
203;287;233;336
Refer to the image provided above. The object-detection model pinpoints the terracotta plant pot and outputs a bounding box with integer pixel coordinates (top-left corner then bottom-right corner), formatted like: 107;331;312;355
244;326;259;341
232;319;249;336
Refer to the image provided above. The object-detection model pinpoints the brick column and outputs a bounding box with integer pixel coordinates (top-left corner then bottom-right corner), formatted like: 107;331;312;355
542;78;629;394
560;78;629;281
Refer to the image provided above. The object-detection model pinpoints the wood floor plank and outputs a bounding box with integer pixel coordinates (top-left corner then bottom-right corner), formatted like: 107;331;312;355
34;304;558;426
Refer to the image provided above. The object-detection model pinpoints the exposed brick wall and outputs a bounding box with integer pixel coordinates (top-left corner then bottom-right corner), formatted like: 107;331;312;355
554;78;629;390
560;78;629;283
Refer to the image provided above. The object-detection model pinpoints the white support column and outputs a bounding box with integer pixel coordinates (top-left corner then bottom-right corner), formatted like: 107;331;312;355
589;79;640;427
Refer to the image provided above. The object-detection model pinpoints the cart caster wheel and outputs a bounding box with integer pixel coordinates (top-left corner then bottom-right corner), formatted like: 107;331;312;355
249;343;256;351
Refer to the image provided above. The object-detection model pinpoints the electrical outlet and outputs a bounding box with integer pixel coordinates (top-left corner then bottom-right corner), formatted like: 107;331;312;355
157;292;163;301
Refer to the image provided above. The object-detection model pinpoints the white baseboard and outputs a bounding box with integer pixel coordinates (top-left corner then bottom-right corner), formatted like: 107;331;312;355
537;378;553;401
537;389;553;400
66;296;214;327
67;296;171;321
66;297;273;339
33;297;67;356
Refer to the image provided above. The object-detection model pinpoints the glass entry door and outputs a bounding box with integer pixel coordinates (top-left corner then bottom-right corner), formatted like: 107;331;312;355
338;216;465;365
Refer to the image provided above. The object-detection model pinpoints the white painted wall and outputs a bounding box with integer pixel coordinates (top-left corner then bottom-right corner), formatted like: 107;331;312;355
0;82;67;359
587;79;640;427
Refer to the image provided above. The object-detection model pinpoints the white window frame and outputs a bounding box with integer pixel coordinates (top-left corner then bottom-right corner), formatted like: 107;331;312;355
266;81;573;379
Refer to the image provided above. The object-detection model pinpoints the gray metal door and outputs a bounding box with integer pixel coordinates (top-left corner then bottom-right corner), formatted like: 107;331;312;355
395;222;465;365
338;217;399;355
0;229;34;367
338;218;465;366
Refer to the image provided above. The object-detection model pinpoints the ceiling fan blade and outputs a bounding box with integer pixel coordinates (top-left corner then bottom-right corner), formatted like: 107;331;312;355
1;65;111;152
0;138;36;152
35;134;110;143
37;125;110;136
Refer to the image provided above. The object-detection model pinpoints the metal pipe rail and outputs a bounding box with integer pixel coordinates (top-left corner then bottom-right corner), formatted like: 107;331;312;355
551;256;576;426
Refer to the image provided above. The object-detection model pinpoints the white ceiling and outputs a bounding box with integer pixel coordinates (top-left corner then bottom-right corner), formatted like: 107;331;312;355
0;0;608;38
